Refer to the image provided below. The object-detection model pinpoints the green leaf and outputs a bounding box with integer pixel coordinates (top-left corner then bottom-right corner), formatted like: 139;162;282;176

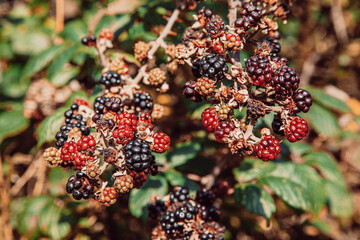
165;169;199;194
50;67;80;87
306;87;351;113
65;91;89;107
325;180;353;218
22;44;64;78
60;20;87;43
282;141;313;156
258;176;312;211
167;141;201;168
0;110;30;143
234;183;275;221
47;45;76;80
36;107;67;147
233;158;276;183
0;65;30;98
310;218;332;235
306;103;341;137
190;103;211;119
129;175;168;219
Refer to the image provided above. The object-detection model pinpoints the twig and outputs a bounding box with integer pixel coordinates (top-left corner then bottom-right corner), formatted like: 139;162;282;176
55;0;64;33
330;0;349;45
227;0;242;69
95;45;109;68
244;118;256;139
299;52;321;87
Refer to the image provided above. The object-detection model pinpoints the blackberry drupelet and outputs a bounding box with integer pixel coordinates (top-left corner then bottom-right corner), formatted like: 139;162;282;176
246;54;272;87
205;15;225;38
133;92;154;112
148;200;167;219
104;97;124;114
99;71;122;88
196;189;216;207
292;89;312;114
124;138;153;172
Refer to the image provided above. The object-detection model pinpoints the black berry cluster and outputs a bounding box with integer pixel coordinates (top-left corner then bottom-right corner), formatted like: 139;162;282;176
66;172;96;200
99;71;122;88
234;3;264;31
262;37;281;56
94;96;110;114
81;34;96;47
192;53;228;80
170;186;190;203
246;54;272;87
183;81;202;103
292;89;312;114
272;66;300;98
124;138;154;173
133;92;154;113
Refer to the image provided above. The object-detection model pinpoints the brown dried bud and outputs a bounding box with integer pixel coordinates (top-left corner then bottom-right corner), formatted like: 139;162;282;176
43;147;61;166
165;44;176;58
196;77;216;96
247;99;266;119
228;138;254;155
134;41;150;61
103;147;118;163
114;175;134;193
149;68;166;86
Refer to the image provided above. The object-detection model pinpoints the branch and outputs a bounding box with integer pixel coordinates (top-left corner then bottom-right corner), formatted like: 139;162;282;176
331;0;349;45
227;0;242;69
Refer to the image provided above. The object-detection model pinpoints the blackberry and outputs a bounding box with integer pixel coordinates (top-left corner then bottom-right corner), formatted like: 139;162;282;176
292;89;312;114
200;232;215;240
66;172;95;200
81;34;96;47
183;81;202;103
201;107;219;132
196;189;216;207
235;3;263;31
205;15;225;38
99;186;118;206
114;175;133;193
192;54;228;80
133;92;154;112
134;41;150;61
55;129;69;148
124;138;153;172
131;171;148;188
104;97;124;114
149;68;166;86
196;77;216;96
246;54;272;87
160;211;180;237
175;204;195;221
99;71;122;88
148;200;167;219
254;135;281;161
43;147;61;166
214;121;235;143
198;8;214;19
285;116;308;142
170;186;190;203
261;37;281;56
272;66;300;98
152;132;170;153
94;96;110;114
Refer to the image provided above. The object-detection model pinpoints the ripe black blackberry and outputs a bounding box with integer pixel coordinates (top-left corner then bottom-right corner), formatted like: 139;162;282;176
198;8;214;19
148;200;167;219
66;172;95;200
192;54;228;80
55;128;69;148
261;37;281;56
104;96;124;114
124;138;153;172
196;189;216;207
292;89;312;114
170;186;190;203
183;81;202;103
81;34;96;47
200;232;215;240
246;54;272;87
271;66;300;98
235;3;263;31
133;92;154;112
94;96;110;114
160;211;181;237
205;15;225;38
99;71;122;88
272;115;285;136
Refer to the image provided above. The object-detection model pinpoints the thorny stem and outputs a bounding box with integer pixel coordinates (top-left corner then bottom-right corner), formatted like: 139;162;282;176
132;8;180;85
227;0;242;69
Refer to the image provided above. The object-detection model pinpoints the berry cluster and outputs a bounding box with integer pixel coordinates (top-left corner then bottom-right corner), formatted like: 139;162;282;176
81;34;96;47
169;4;311;162
149;186;225;240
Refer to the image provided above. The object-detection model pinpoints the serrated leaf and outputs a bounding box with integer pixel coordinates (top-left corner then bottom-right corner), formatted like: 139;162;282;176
165;169;198;194
234;183;275;221
258;176;312;211
129;175;168;219
233;158;276;183
324;180;353;218
22;44;64;78
167;141;201;168
306;87;351;113
305;103;341;137
0;110;30;143
36;107;67;147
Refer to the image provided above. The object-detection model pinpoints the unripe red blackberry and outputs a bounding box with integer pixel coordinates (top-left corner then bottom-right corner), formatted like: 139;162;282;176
124;138;153;172
76;135;96;151
131;171;148;189
196;189;216;207
60;141;78;167
99;71;122;88
134;41;150;61
99;28;113;40
117;111;138;131
99;186;118;206
133;92;154;113
205;15;225;38
66;172;95;200
114;175;134;193
152;132;170;153
201;107;219;132
183;81;202;103
170;186;190;203
43;147;61;166
285;116;309;142
214;121;235;142
254;135;281;161
292;89;312;114
196;77;216;96
234;3;263;31
246;54;272;87
272;66;300;98
112;125;134;145
192;54;228;80
149;68;166;86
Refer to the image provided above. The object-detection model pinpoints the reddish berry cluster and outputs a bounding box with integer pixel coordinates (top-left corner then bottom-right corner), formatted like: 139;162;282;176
285;117;309;142
152;132;170;153
99;28;114;40
254;135;281;162
201;107;219;132
214;121;235;142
